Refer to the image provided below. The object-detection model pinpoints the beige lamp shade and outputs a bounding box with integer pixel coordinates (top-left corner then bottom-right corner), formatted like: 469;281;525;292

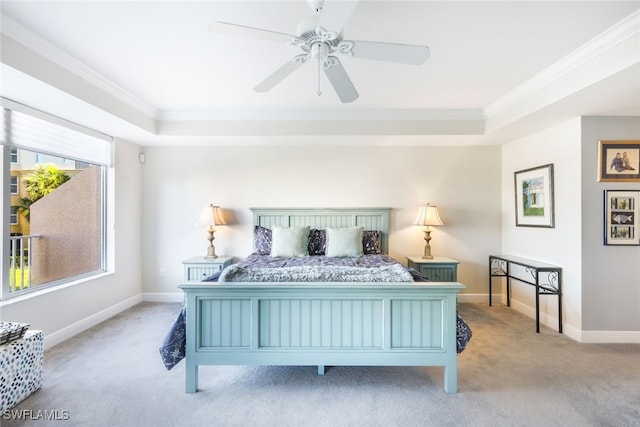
412;204;444;227
196;205;227;227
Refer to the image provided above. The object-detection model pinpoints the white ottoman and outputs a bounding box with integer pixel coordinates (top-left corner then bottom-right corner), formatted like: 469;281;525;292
0;330;44;411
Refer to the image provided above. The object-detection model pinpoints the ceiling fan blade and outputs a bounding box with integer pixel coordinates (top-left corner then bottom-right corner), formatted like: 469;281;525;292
317;0;359;33
323;56;359;103
345;40;430;65
254;55;308;92
209;21;303;44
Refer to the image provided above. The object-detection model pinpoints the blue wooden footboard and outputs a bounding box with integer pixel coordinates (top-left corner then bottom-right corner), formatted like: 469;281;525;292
179;281;464;393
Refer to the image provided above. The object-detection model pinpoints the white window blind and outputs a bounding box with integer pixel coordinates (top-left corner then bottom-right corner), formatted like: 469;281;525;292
1;98;112;166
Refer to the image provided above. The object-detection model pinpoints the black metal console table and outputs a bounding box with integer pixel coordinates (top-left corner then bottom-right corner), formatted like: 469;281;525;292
489;255;562;333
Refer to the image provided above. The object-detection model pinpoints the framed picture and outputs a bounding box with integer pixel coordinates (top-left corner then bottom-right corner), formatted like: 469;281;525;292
598;140;640;182
514;164;555;228
604;190;640;246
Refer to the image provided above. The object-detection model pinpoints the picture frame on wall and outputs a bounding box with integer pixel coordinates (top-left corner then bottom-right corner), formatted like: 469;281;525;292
598;140;640;182
604;190;640;246
514;163;555;228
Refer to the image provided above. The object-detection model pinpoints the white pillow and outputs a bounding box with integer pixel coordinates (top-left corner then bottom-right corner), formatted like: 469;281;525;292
270;226;310;257
325;226;364;257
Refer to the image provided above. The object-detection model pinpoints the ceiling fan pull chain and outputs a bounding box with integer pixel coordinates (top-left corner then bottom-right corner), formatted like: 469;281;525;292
317;53;322;96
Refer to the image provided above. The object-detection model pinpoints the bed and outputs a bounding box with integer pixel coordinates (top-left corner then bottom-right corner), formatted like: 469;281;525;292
174;208;467;394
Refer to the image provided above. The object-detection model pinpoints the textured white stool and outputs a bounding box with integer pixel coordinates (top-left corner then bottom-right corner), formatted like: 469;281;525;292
0;330;44;411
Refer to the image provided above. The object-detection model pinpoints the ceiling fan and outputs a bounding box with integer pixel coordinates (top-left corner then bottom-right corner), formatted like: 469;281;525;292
210;0;430;103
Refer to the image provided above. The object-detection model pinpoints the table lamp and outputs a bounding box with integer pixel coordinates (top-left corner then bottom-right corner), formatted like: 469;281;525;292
196;204;227;259
413;204;444;259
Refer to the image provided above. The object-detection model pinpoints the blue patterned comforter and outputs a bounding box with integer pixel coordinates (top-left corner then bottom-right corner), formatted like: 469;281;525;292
219;254;415;283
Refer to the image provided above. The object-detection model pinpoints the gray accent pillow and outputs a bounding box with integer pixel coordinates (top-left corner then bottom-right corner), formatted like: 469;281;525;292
270;226;310;257
325;226;364;257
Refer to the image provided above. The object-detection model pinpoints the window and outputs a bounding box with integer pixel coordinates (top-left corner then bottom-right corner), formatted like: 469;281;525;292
1;98;112;299
10;176;18;194
10;207;18;225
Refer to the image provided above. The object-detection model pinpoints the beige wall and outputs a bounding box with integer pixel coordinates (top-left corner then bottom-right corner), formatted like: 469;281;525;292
141;144;502;300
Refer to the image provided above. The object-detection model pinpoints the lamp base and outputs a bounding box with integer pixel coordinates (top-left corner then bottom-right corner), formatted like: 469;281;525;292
422;228;434;259
205;228;218;259
204;245;218;259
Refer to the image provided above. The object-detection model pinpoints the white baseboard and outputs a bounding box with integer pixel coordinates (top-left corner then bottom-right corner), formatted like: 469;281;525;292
142;292;183;303
458;293;494;303
44;294;141;350
504;298;639;343
580;330;640;343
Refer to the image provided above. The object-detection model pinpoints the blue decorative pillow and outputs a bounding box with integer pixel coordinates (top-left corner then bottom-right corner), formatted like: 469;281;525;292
363;230;382;254
254;225;272;255
202;270;222;282
159;306;186;370
456;312;473;354
308;229;326;255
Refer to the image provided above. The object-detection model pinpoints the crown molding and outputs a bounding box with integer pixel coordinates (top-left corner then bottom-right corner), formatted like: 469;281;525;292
156;108;485;122
0;13;157;119
485;9;640;120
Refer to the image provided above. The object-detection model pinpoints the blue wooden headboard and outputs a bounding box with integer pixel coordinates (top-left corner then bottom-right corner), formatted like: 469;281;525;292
250;207;392;254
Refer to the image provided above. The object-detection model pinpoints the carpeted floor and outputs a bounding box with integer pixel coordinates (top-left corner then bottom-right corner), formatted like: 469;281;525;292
3;302;639;427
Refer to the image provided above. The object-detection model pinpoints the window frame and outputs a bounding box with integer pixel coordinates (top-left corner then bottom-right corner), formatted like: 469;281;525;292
10;175;18;194
10;206;18;225
1;100;113;300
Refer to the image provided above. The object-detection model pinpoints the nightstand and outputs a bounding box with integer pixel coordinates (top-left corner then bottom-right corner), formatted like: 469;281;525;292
406;256;459;282
182;256;233;281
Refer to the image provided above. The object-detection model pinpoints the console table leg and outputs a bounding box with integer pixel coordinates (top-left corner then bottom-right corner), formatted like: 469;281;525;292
558;272;563;333
505;262;511;306
535;282;540;333
489;270;493;306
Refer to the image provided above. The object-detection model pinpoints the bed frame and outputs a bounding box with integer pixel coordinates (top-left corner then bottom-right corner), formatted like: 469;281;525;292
179;208;464;393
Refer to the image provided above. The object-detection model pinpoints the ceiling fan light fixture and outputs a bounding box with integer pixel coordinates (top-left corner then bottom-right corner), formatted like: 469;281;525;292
311;42;329;60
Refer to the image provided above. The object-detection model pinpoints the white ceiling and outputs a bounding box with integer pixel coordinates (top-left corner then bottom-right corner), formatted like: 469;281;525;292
1;1;639;146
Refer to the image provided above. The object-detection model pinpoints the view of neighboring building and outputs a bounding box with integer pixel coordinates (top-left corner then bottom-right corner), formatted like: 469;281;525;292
10;147;86;236
8;146;104;294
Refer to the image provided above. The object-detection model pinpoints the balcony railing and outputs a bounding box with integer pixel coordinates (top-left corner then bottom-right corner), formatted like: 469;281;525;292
9;234;40;292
